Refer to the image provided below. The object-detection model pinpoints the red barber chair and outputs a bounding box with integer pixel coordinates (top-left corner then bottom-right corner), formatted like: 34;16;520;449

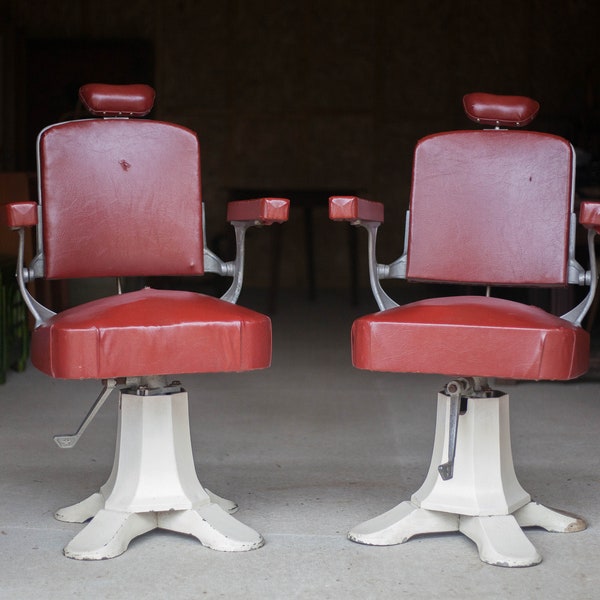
330;93;600;566
3;83;289;559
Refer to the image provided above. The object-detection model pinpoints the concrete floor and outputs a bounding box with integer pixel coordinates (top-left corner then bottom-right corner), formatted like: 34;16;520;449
1;290;599;599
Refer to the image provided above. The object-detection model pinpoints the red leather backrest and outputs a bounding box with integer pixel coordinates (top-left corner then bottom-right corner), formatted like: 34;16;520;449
406;129;573;286
39;118;204;279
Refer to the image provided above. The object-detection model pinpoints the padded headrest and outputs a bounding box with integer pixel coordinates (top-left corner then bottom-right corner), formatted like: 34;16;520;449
463;92;540;127
79;83;156;117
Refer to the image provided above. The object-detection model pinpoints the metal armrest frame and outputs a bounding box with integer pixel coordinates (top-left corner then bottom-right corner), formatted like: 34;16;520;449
203;198;289;304
329;196;401;311
562;227;598;325
357;220;400;311
373;212;598;323
203;219;251;304
15;223;55;328
10;197;289;329
334;196;598;322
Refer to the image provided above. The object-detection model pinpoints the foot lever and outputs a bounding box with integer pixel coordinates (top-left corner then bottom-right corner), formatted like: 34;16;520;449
53;379;119;448
438;378;472;480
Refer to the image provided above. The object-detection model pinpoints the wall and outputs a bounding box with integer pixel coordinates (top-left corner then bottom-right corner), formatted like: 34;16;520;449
3;0;599;292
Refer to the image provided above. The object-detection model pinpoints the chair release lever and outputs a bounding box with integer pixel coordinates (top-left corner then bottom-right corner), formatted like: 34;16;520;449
438;378;472;480
53;379;119;448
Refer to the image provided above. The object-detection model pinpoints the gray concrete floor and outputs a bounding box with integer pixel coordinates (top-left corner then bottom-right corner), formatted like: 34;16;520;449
1;290;599;599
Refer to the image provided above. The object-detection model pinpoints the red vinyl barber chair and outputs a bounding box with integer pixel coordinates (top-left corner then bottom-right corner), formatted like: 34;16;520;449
3;83;289;559
330;93;600;566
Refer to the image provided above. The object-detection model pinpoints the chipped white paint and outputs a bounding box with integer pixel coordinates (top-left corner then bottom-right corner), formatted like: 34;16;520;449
349;391;586;567
55;390;263;560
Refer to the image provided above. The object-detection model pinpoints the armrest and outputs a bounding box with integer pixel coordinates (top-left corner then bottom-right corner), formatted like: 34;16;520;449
579;201;600;233
329;196;384;223
217;198;289;305
227;197;289;224
2;201;54;327
3;201;38;228
328;195;397;311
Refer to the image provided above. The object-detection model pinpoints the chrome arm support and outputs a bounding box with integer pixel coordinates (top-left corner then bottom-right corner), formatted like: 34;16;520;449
200;201;242;304
353;210;412;311
358;220;399;311
567;213;588;285
561;228;598;325
203;246;235;278
219;220;251;304
201;202;274;305
15;227;55;328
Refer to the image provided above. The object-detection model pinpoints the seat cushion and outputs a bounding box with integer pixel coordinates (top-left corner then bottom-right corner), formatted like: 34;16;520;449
31;288;271;379
352;296;589;380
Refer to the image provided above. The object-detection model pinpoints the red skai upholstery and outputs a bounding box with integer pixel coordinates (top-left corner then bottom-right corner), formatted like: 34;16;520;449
2;83;291;560
331;93;595;568
32;288;271;379
351;92;589;382
462;92;540;127
39;116;204;279
16;83;281;380
79;83;155;117
352;296;588;380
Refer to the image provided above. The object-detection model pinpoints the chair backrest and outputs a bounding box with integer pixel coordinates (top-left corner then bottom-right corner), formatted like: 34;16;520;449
38;83;204;280
406;93;574;287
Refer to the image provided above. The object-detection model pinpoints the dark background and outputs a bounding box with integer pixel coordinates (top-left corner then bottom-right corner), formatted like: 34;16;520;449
2;0;599;293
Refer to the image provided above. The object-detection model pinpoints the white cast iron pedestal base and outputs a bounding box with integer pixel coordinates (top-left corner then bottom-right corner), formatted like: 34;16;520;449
55;390;263;560
349;391;585;567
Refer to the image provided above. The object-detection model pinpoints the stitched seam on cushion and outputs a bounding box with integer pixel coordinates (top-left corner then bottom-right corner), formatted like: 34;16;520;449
239;319;245;370
537;331;546;380
95;326;101;378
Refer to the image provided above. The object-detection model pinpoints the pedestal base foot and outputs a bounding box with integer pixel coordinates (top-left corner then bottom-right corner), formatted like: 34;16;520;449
60;500;263;560
459;514;541;567
349;387;586;566
159;504;264;552
349;499;586;567
514;501;586;533
205;488;239;514
56;388;259;559
349;501;458;545
63;509;157;560
55;492;105;523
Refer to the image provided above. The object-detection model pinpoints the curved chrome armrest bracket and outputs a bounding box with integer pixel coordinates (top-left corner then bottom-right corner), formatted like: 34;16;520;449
219;220;252;304
561;228;598;325
199;202;243;304
203;199;287;304
15;228;56;327
359;221;399;311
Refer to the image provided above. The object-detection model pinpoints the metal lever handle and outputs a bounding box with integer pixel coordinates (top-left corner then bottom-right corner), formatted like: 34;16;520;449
53;379;118;448
438;378;472;481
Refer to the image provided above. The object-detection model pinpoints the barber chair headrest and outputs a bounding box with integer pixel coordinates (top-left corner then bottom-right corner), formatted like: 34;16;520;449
463;92;540;127
79;83;156;117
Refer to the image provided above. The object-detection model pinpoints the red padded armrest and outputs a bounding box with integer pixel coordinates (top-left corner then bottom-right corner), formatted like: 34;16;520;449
579;201;600;233
3;201;38;228
227;197;290;224
329;196;384;222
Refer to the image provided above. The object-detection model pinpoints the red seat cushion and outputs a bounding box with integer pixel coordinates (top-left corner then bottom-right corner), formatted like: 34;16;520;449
352;296;589;380
31;288;271;379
